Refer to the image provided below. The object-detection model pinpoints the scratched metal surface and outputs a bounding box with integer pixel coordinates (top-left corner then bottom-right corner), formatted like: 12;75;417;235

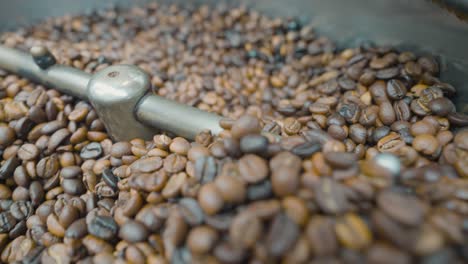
0;0;467;112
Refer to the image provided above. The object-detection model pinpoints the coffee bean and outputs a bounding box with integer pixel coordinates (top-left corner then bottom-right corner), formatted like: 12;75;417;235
65;218;88;239
198;183;224;215
239;154;269;183
179;198;205;226
17;143;39;161
214;174;246;204
119;220;149;243
291;141;321;158
386;79;407;100
163;154;187;174
230;212;261;248
324;152;357;169
306;216;338;256
335;213;372;250
80;142;102;159
448;112;468;126
231;115;261;139
88;216;118;240
102;169;118;190
0;156;20;180
240;134;269;154
315;178;350;214
377;189;427;226
0;212;17;233
266;213;299;257
0;126;16;148
187;225;218;254
194;156;217;183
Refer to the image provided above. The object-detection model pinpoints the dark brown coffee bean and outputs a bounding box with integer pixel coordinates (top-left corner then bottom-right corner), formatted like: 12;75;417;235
324;152;357;169
247;180;273;201
315;178;350;214
102;169;118;190
0;126;16;148
240;134;269;154
428;97;455;117
379;101;396;125
376;67;399;79
47;128;70;153
266;213;299;257
448;112;468;126
386;79;407;100
291;141;321;158
0;212;17;233
413;134;440;157
306;216;338;256
65;218;88;239
377;189;427;226
338;103;361;123
119;220;149;243
80;142;102;160
0;156;20;180
394;100;412;121
41;120;66;135
62;179;86;195
10;201;32;220
36;154;59;179
87;216;118;240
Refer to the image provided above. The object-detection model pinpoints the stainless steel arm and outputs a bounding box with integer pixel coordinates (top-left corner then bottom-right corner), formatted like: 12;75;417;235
0;45;90;100
0;44;223;141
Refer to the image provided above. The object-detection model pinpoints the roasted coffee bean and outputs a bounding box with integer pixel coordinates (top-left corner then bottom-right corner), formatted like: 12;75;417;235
17;143;39;161
119;220;149;243
179;198;205;226
214;174;246;204
315;178;350;214
187;225;218;254
0;156;20;180
377;189;427;226
88;216;118;240
65;218;88;239
240;134;269;154
163;154;187;174
80;142;103;159
198;183;224;215
0;126;16;148
239;154;269;183
36;154;59;178
230;212;261;248
266;213;299;257
0;3;466;263
0;212;17;233
291;141;321;158
335;213;372;250
231;115;261;139
448;112;468;126
194;156;217;183
386;79;407;100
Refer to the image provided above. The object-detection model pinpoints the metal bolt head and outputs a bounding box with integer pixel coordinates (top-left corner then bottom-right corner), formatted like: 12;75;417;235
30;46;56;69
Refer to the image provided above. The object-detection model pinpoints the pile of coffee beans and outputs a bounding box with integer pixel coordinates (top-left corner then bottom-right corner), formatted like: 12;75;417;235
1;3;468;263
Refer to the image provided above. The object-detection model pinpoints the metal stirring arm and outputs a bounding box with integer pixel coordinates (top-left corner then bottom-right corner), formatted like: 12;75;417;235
0;45;223;141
